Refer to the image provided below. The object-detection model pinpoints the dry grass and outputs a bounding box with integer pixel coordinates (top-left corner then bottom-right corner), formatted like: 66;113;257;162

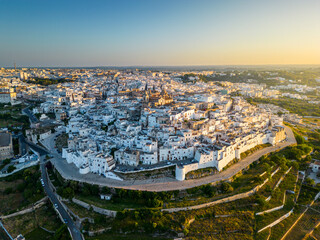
0;179;25;215
2;202;61;238
284;208;320;240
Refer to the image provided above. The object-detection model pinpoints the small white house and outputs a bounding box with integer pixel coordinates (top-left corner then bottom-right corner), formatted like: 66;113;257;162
100;194;112;200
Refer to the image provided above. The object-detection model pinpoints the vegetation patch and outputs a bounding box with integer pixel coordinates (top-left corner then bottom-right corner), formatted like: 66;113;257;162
2;202;68;239
240;144;272;159
0;166;44;215
56;133;68;152
185;167;217;180
25;77;74;86
248;97;320;117
116;165;175;180
0;103;29;130
284;207;320;240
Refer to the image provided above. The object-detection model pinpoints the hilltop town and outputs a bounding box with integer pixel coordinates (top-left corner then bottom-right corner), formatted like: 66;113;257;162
1;68;288;182
1;67;320;240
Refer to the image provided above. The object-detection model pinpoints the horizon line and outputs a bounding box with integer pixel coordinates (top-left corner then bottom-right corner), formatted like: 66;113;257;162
3;63;320;69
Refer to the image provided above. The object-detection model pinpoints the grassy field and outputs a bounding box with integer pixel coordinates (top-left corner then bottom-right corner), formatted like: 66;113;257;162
0;166;45;215
24;227;54;240
0;179;25;214
258;169;284;199
62;200;116;232
255;169;299;234
0;227;12;240
187;212;254;240
264;170;296;210
249;97;320;117
255;182;318;240
0;103;29;129
2;202;62;238
269;207;306;240
284;208;320;240
102;196;258;240
63;201;102;219
312;224;320;239
303;118;320;127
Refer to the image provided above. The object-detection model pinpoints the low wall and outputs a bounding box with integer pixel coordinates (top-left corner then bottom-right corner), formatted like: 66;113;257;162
0;160;39;178
258;209;294;233
256;192;286;216
87;227;111;237
163;167;281;213
72;198;117;217
0;197;48;219
163;177;270;213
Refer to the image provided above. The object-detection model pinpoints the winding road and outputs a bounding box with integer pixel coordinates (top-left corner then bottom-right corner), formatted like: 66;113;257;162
25;140;83;240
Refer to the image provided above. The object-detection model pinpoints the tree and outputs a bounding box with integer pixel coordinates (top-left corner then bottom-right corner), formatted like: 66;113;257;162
7;165;16;173
101;186;111;194
295;134;305;144
202;184;214;197
305;177;315;186
4;187;13;194
90;185;100;196
148;199;163;208
253;176;264;184
263;162;271;173
53;224;70;240
291;161;299;170
304;155;312;162
152;222;157;229
134;211;140;220
82;185;91;196
62;187;74;199
221;182;233;193
24;188;33;199
265;185;272;193
255;194;266;207
94;215;105;224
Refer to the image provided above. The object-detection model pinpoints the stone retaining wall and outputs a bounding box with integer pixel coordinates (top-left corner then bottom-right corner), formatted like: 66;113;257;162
72;198;117;217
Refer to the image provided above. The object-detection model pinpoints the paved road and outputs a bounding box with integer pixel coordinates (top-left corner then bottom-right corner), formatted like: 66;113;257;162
22;107;39;124
25;141;83;240
23;138;48;156
11;133;27;156
14;133;27;156
47;126;296;192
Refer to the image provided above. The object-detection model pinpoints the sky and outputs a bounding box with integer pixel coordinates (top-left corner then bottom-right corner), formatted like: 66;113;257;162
0;0;320;67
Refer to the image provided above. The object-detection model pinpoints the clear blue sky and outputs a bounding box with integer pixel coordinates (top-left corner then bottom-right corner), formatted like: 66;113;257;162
0;0;320;67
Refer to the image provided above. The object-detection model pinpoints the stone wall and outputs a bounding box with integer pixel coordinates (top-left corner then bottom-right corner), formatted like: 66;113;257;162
72;198;117;217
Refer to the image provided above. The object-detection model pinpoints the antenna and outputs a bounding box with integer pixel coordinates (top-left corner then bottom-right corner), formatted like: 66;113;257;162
14;62;16;70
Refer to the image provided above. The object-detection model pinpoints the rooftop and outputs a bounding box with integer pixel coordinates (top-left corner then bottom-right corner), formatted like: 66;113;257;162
0;132;11;147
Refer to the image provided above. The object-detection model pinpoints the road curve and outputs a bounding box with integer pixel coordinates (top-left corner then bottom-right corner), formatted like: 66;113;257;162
26;141;83;240
46;126;296;192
